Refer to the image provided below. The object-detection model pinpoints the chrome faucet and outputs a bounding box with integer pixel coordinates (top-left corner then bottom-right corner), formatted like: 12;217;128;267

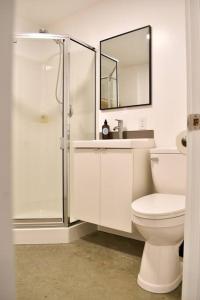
113;119;123;139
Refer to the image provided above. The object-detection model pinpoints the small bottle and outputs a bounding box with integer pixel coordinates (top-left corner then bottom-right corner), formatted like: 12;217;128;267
102;119;110;139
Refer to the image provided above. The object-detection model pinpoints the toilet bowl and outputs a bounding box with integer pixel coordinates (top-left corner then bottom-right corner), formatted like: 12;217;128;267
131;148;186;293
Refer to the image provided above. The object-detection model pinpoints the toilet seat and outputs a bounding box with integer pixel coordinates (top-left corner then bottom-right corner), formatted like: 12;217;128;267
131;193;185;220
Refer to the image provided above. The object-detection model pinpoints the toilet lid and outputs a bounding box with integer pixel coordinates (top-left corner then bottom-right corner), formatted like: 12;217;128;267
131;193;185;219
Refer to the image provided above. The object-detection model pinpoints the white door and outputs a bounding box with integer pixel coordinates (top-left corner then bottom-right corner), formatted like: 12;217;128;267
182;0;200;299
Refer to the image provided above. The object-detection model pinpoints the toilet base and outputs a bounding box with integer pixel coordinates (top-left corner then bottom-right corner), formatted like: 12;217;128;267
137;242;183;293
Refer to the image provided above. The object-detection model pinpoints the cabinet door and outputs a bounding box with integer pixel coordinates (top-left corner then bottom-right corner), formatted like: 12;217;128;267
100;149;133;232
71;149;100;224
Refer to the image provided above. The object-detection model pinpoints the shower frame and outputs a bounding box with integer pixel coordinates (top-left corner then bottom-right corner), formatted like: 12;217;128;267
13;33;96;228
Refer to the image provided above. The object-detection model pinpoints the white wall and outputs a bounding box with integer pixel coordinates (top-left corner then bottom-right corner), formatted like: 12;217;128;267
49;0;187;147
14;15;38;33
0;0;16;299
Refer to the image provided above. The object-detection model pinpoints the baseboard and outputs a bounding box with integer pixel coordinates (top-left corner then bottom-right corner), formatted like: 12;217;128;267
13;222;97;245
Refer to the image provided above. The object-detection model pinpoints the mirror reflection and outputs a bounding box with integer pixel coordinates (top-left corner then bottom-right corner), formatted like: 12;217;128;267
100;26;151;110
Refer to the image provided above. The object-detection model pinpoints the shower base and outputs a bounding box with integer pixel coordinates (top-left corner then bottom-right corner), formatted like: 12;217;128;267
13;209;63;220
13;222;97;244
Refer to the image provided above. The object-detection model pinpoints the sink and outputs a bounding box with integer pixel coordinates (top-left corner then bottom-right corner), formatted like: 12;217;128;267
73;138;155;149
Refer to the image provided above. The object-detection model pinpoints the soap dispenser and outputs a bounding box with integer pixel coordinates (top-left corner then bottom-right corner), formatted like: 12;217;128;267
102;119;110;139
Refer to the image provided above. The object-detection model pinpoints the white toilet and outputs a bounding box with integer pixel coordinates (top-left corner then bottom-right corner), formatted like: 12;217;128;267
131;148;186;293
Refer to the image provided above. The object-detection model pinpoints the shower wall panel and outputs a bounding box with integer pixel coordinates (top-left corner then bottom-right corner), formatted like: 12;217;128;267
12;39;63;220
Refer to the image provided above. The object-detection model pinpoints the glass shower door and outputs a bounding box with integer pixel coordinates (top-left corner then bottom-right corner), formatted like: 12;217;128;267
12;37;64;222
68;39;96;223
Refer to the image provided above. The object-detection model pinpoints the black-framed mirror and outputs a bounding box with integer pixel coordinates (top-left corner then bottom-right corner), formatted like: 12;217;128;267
100;25;152;110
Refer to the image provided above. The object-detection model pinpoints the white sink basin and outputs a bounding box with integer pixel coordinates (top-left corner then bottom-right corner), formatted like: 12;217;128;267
73;138;155;149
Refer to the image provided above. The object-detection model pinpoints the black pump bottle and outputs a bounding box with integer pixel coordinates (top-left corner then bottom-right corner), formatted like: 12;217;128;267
102;119;110;139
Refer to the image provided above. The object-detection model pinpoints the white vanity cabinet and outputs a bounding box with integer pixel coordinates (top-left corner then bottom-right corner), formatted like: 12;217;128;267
100;149;133;232
71;139;154;233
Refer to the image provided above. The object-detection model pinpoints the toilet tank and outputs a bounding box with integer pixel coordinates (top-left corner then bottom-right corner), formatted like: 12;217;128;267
150;148;186;194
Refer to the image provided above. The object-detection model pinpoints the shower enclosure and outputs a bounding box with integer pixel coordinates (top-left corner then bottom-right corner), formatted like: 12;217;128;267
12;33;96;227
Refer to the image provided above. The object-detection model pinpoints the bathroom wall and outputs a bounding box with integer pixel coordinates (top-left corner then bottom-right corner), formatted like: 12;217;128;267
49;0;187;147
15;15;38;33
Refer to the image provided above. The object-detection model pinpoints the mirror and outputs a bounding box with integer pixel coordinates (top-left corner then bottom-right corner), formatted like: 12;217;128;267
100;25;151;110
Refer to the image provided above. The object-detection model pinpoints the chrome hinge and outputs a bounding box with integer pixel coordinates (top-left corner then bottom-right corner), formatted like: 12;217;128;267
60;137;64;150
187;114;200;131
60;137;70;150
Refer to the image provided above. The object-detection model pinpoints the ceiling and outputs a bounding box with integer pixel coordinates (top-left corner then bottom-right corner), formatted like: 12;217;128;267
15;0;100;27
